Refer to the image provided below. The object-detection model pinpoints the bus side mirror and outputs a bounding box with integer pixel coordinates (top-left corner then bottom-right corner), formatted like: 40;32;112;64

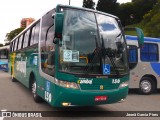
135;27;144;47
124;27;144;47
54;13;64;40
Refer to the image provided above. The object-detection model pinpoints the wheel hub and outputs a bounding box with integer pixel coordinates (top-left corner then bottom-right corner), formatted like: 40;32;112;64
140;80;151;93
32;82;36;94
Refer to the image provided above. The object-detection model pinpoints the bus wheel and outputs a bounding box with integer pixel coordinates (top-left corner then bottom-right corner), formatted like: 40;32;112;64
32;80;43;103
139;77;156;95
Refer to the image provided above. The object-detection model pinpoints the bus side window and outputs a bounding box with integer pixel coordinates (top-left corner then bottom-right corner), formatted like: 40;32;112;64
14;38;19;51
6;49;8;59
30;26;36;46
140;43;159;62
43;25;55;76
23;30;30;48
40;9;55;77
34;22;40;44
30;22;40;46
128;45;138;69
10;42;13;52
18;35;23;50
12;41;15;52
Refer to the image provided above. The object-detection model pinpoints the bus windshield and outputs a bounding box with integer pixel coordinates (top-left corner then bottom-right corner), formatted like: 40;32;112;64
59;8;128;76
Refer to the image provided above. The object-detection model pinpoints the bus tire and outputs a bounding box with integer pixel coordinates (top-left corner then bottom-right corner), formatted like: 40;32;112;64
32;80;43;103
139;77;156;95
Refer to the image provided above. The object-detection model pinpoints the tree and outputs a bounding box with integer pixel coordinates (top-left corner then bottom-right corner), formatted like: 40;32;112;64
83;0;95;9
5;28;24;42
0;44;3;47
118;2;134;26
4;43;10;46
141;0;160;37
132;0;158;23
96;0;120;16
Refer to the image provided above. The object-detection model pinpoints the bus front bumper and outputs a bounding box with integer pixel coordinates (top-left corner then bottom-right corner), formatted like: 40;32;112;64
52;86;128;107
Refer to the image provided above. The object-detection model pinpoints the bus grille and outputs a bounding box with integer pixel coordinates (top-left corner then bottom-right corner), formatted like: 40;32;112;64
80;84;118;90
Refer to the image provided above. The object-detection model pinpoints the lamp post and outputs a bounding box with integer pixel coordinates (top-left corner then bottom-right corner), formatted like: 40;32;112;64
69;0;70;5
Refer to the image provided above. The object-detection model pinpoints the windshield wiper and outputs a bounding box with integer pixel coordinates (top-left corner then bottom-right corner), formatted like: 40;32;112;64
83;35;120;76
83;35;102;76
101;36;120;76
83;48;102;75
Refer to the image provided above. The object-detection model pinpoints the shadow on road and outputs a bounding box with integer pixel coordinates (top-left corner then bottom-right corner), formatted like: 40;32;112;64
38;106;125;117
128;88;160;95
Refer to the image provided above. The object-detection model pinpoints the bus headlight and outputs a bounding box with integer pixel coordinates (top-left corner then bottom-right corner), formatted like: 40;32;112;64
55;79;79;89
119;81;129;88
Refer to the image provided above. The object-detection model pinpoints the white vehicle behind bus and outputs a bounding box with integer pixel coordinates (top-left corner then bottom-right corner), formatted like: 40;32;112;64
126;35;160;95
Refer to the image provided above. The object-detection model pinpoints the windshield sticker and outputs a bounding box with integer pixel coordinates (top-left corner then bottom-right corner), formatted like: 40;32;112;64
63;35;70;42
63;50;79;62
103;64;110;75
63;50;72;62
72;51;79;62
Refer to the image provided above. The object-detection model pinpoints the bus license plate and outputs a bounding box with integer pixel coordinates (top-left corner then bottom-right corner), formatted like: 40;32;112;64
95;96;108;102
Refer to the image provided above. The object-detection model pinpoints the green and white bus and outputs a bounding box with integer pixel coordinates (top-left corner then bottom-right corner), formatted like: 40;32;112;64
9;5;144;107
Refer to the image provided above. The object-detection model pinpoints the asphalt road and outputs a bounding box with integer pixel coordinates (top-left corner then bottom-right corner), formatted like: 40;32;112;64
0;70;160;120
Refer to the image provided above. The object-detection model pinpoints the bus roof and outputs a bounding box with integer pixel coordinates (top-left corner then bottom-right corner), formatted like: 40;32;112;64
57;4;119;19
126;35;160;43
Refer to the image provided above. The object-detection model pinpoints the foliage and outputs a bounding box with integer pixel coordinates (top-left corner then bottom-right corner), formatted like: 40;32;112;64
5;43;10;46
118;2;134;26
0;44;3;47
5;28;24;42
141;0;160;37
96;0;120;16
95;0;158;26
131;0;158;23
83;0;95;9
117;0;158;26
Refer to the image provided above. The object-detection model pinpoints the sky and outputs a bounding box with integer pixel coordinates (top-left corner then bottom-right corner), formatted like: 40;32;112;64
0;0;131;44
